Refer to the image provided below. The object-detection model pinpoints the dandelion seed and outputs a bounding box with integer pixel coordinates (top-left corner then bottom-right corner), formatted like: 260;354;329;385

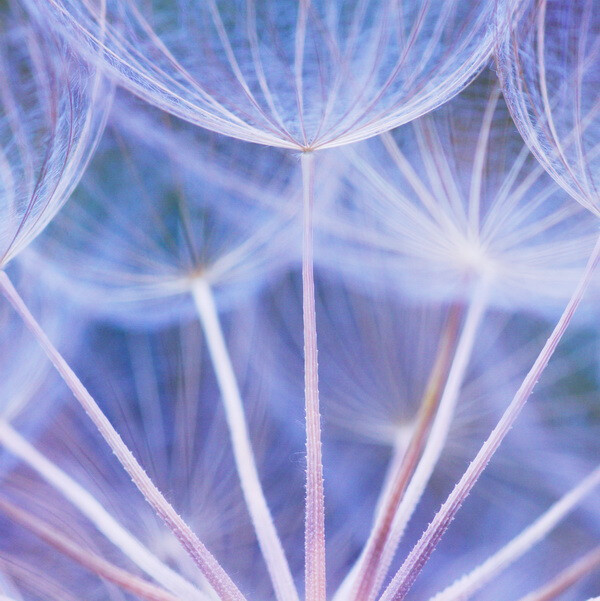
0;3;598;601
24;9;513;589
319;71;597;314
0;0;110;268
24;99;304;601
496;0;600;216
32;0;506;150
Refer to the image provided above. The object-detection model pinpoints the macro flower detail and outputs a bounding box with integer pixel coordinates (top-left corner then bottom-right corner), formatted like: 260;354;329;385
31;0;506;150
0;2;598;601
0;1;111;268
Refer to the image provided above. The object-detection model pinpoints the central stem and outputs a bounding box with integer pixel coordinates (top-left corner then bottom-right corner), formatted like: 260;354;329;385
301;151;326;601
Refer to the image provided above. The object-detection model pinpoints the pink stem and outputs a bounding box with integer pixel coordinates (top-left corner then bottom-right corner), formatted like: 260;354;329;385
302;151;326;601
516;546;600;601
0;271;247;601
0;496;180;601
378;231;600;601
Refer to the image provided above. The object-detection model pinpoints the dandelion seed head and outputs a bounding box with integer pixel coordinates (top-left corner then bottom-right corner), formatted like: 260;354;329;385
31;0;507;150
318;71;598;315
1;3;599;601
0;1;111;268
27;98;301;327
497;0;600;216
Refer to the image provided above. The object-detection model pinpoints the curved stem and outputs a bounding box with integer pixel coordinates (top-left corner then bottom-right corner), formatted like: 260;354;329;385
0;496;180;601
344;304;465;601
516;546;600;601
0;420;206;601
367;279;488;600
429;466;600;601
0;271;247;601
302;151;326;601
378;231;600;601
191;278;299;601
